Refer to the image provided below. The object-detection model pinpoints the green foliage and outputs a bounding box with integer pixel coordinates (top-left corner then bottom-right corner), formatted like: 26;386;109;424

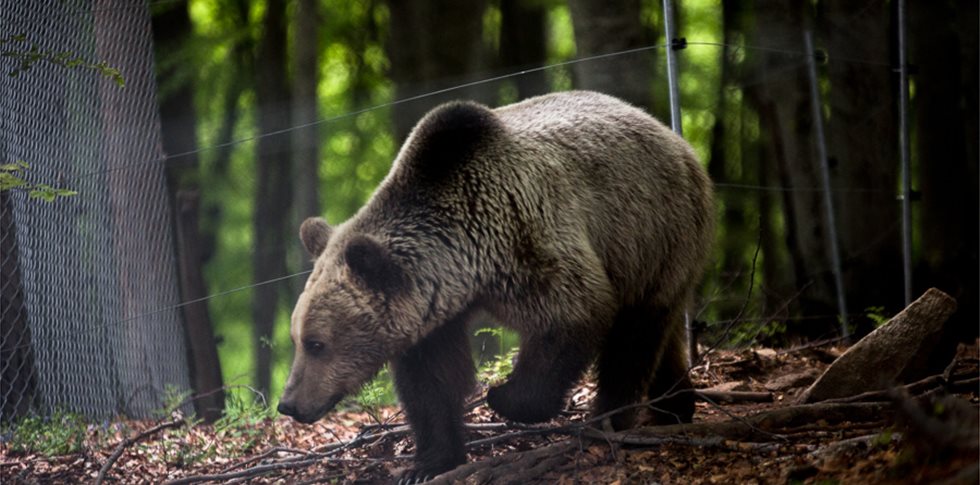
478;347;518;386
1;34;125;86
4;410;88;456
155;384;194;419
0;161;78;202
865;306;892;328
351;365;398;410
475;327;520;385
213;392;276;456
159;428;212;467
872;429;896;449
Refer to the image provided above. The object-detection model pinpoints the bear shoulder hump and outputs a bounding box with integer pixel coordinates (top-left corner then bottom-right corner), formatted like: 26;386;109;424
402;101;505;178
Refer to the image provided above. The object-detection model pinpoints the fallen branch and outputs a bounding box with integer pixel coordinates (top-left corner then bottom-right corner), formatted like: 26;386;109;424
429;440;578;484
696;390;773;403
426;400;893;484
95;418;185;485
819;374;946;404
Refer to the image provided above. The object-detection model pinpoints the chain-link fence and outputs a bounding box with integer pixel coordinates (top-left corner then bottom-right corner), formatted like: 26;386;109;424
1;0;190;422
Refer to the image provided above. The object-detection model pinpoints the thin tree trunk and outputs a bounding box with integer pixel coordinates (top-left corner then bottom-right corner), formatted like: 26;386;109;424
151;0;225;421
386;0;490;142
291;0;321;303
911;0;978;341
821;0;902;336
499;0;549;100
567;0;652;111
253;0;292;397
745;0;836;338
174;191;225;421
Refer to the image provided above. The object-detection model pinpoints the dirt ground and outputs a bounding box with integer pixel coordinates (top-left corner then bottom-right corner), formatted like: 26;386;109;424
2;341;977;484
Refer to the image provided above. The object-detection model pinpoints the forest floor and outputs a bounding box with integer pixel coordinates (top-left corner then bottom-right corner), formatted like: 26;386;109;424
2;340;977;484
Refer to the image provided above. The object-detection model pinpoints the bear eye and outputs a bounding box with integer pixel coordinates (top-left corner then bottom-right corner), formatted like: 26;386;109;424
303;340;326;357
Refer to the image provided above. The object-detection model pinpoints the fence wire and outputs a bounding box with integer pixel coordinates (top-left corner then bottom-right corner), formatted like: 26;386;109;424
1;0;190;421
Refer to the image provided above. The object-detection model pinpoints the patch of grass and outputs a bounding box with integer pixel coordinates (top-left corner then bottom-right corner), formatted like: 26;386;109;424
4;410;88;456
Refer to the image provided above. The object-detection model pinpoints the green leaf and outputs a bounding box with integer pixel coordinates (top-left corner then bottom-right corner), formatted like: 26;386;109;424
0;172;28;190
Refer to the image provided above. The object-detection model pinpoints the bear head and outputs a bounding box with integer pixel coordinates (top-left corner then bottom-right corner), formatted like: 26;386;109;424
278;216;416;423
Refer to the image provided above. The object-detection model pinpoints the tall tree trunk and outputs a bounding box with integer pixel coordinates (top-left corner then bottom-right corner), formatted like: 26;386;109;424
746;0;837;338
291;0;320;286
151;0;225;421
253;0;292;397
821;0;902;336
911;0;978;340
173;191;225;421
499;0;549;100
567;0;652;111
707;1;748;315
0;190;37;421
386;0;490;142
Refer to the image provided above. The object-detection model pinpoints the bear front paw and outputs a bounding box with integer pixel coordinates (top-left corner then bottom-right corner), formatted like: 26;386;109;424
486;380;564;423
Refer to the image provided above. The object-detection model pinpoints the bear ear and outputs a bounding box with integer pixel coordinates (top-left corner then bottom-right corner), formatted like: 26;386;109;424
300;217;332;257
344;234;405;294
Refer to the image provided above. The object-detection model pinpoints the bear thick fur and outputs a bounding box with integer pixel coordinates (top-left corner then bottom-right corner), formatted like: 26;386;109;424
278;91;715;479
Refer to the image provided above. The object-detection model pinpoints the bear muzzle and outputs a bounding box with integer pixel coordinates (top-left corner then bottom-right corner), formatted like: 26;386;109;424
277;393;344;424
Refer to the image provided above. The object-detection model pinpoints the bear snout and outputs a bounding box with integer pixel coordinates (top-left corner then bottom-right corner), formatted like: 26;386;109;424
277;400;298;418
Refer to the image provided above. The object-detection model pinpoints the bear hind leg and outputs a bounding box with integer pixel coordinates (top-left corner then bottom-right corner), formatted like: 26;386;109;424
486;328;593;423
594;302;693;430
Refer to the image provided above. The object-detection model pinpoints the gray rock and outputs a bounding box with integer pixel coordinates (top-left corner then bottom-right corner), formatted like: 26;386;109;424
798;288;958;403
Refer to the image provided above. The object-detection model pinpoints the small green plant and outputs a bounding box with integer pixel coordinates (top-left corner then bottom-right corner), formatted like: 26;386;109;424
0;161;78;201
477;346;518;386
214;393;275;456
159;418;212;466
474;326;520;385
155;384;194;418
352;365;398;410
4;410;88;456
865;306;892;328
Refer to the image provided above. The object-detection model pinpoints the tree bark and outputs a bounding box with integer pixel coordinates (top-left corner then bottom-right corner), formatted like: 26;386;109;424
745;0;836;337
911;0;979;342
499;0;549;101
821;0;902;335
174;192;225;422
151;0;225;422
253;0;292;397
385;0;490;142
0;190;38;421
567;0;652;111
291;0;320;257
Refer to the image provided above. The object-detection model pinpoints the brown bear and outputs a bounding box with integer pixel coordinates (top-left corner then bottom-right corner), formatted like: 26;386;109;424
277;90;715;480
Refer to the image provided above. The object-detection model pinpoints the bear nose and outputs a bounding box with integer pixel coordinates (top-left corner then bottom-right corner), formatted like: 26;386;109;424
278;400;297;417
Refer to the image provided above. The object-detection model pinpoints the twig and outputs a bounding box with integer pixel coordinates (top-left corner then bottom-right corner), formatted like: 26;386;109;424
817;374;947;404
774;336;846;355
94;418;185;485
215;446;311;475
696;390;774;403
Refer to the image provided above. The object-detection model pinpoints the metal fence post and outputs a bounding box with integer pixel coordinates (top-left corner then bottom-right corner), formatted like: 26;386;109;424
661;0;697;365
663;0;683;136
804;31;850;343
